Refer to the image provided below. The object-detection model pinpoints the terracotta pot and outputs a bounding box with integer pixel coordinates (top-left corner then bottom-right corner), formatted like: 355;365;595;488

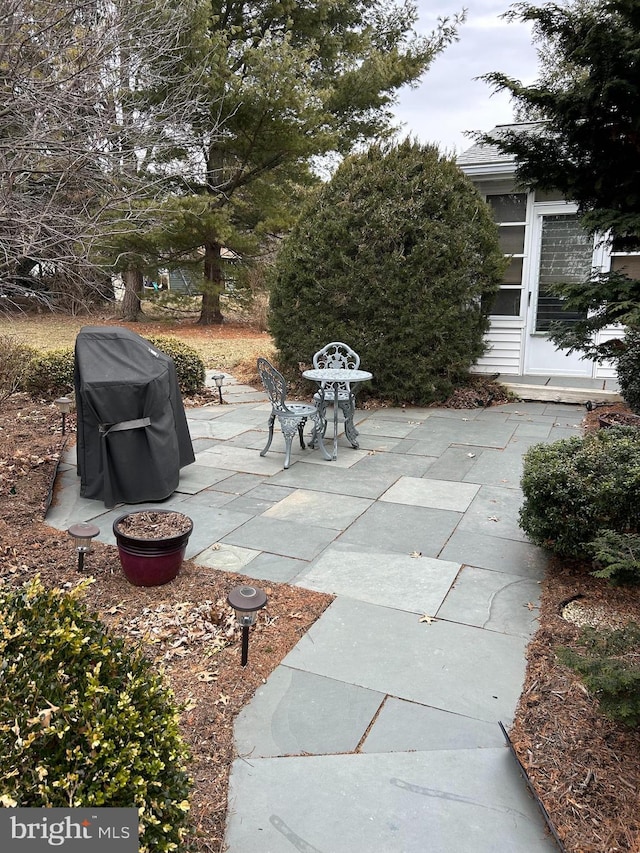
113;510;193;587
598;412;640;430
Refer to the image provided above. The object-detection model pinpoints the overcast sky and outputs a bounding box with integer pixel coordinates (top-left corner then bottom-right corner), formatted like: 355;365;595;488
391;0;540;155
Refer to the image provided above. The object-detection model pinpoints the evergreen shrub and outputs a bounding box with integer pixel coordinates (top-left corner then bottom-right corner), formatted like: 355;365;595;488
589;529;640;585
22;337;204;400
0;335;38;400
558;623;640;727
268;140;505;405
0;578;191;852
616;330;640;414
519;427;640;557
23;347;75;397
147;336;205;396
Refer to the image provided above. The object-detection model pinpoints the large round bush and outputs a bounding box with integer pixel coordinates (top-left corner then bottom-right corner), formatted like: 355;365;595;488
0;578;191;852
268;140;505;404
519;427;640;558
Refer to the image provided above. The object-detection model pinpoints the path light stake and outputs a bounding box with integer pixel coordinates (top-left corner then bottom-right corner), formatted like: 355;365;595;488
227;585;267;666
212;373;225;404
67;523;100;572
54;396;72;435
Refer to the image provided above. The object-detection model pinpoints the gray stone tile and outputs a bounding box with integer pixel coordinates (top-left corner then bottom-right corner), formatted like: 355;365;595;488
353;434;403;452
356;418;422;439
512;422;553;438
461;449;524;488
239;552;309;583
437;565;541;638
457;485;528;542
187;419;252;440
196;444;288;475
283;598;528;723
295;547;460;613
179;489;237;509
225;749;557;853
350;451;434;479
410;417;517;449
192;542;261;572
234;667;384;758
222;516;338;560
207;473;266;495
263;489;372;531
175;464;233;494
182;505;253;559
380;476;480;512
337;502;461;558
439;529;549;579
269;462;401;500
361;698;505;752
424;447;486;481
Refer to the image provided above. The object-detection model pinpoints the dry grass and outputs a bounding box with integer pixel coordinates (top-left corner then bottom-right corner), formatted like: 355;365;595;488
0;306;275;372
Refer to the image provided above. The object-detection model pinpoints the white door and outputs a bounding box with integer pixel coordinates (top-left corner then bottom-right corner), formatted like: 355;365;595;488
523;206;596;376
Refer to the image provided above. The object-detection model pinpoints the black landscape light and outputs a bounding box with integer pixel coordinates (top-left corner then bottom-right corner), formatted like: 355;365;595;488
67;523;100;572
227;585;268;666
211;373;225;404
54;396;72;435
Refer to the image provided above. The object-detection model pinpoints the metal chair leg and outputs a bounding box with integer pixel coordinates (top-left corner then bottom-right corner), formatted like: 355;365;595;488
341;399;359;448
297;416;307;449
260;413;276;457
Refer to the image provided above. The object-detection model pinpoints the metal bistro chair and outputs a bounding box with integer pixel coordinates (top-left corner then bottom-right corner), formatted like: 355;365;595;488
257;357;328;469
312;341;361;448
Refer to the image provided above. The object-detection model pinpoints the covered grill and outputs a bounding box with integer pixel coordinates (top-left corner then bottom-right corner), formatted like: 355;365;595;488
74;326;195;507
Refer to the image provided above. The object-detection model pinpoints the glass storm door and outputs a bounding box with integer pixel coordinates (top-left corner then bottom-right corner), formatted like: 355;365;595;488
524;209;595;376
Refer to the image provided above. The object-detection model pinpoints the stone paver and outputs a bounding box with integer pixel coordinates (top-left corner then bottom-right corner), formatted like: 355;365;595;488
225;749;557;853
294;546;460;614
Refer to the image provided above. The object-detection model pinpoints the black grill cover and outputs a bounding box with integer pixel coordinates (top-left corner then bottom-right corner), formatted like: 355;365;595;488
74;326;195;508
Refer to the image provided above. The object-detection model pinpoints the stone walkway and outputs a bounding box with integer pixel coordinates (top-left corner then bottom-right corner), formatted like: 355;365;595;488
46;374;578;852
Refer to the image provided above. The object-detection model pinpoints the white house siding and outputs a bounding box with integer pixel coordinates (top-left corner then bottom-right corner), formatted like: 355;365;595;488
473;324;523;374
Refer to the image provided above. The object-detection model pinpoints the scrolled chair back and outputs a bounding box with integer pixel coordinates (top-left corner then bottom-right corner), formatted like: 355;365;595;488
257;357;290;413
313;342;360;372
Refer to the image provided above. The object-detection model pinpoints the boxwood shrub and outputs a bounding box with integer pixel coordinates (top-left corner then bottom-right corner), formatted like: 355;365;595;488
145;336;205;397
22;336;205;400
23;347;75;397
519;427;640;558
0;335;38;400
0;578;191;852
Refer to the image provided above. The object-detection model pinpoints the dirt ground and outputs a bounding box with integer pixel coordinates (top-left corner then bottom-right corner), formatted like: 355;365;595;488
1;354;639;851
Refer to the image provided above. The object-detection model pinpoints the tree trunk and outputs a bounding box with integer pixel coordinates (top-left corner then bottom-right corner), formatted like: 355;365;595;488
120;266;143;321
198;241;224;325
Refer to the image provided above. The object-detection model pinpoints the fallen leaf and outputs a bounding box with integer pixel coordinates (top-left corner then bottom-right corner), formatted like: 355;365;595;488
525;602;537;611
196;671;218;682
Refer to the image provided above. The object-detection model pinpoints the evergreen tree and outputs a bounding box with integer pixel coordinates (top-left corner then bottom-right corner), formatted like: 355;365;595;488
269;140;504;405
155;1;463;324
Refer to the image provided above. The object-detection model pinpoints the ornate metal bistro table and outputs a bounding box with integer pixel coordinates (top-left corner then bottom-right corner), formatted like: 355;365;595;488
302;367;373;461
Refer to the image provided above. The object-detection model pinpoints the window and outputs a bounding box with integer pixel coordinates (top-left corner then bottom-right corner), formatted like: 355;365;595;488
610;253;640;279
535;215;591;332
485;193;527;317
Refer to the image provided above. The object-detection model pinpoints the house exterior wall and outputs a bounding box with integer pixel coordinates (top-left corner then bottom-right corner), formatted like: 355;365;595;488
460;165;621;378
